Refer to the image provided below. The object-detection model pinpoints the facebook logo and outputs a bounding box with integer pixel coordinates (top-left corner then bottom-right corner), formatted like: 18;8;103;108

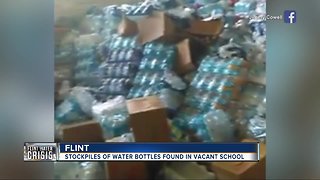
284;10;296;24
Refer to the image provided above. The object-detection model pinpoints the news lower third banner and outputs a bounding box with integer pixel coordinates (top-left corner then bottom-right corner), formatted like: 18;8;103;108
24;142;259;162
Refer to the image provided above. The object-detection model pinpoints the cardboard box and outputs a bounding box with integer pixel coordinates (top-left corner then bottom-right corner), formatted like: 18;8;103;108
187;19;223;37
118;17;138;36
175;39;196;75
60;121;104;142
249;75;266;86
106;162;149;180
137;11;178;44
55;62;75;80
186;19;224;45
55;27;72;44
126;96;172;142
211;139;266;180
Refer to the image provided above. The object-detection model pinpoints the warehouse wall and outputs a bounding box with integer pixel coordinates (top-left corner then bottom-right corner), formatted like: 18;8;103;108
55;0;140;18
55;0;140;27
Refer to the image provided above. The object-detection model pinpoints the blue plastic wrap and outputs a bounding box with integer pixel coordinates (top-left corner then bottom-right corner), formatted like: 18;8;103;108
197;3;224;19
159;88;184;113
92;96;130;139
133;71;165;86
128;41;182;102
234;0;257;17
139;56;174;70
198;56;247;73
96;35;143;99
98;78;132;95
255;0;266;15
109;35;142;50
127;83;165;99
126;4;154;16
106;48;143;62
163;71;187;91
55;87;95;124
204;109;234;142
172;106;202;131
99;62;139;78
247;115;266;142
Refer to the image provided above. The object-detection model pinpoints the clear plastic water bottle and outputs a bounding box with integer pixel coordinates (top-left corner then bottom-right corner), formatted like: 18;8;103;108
55;87;95;124
121;63;130;77
172;115;188;131
185;90;206;108
149;72;160;85
130;38;139;48
214;96;230;107
110;79;121;94
141;87;152;97
163;71;187;91
127;87;136;99
196;74;214;90
140;72;149;84
221;76;237;87
111;80;120;93
122;38;131;48
198;92;212;110
143;48;153;57
129;86;139;98
108;50;118;62
204;109;234;142
92;96;130;139
210;3;225;19
256;97;266;116
109;65;116;77
55;97;87;124
159;88;184;111
188;115;205;131
149;58;158;69
196;128;212;142
199;56;223;72
206;75;222;91
118;49;126;61
144;42;162;50
247;115;266;142
139;57;148;69
241;83;265;106
133;71;143;85
111;37;122;49
197;2;223;19
194;75;206;89
110;63;120;77
77;162;106;179
141;87;151;97
222;68;240;76
255;0;266;15
133;86;147;98
234;0;257;17
125;49;134;61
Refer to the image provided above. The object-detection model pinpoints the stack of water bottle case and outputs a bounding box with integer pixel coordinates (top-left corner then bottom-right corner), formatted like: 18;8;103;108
54;0;266;179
